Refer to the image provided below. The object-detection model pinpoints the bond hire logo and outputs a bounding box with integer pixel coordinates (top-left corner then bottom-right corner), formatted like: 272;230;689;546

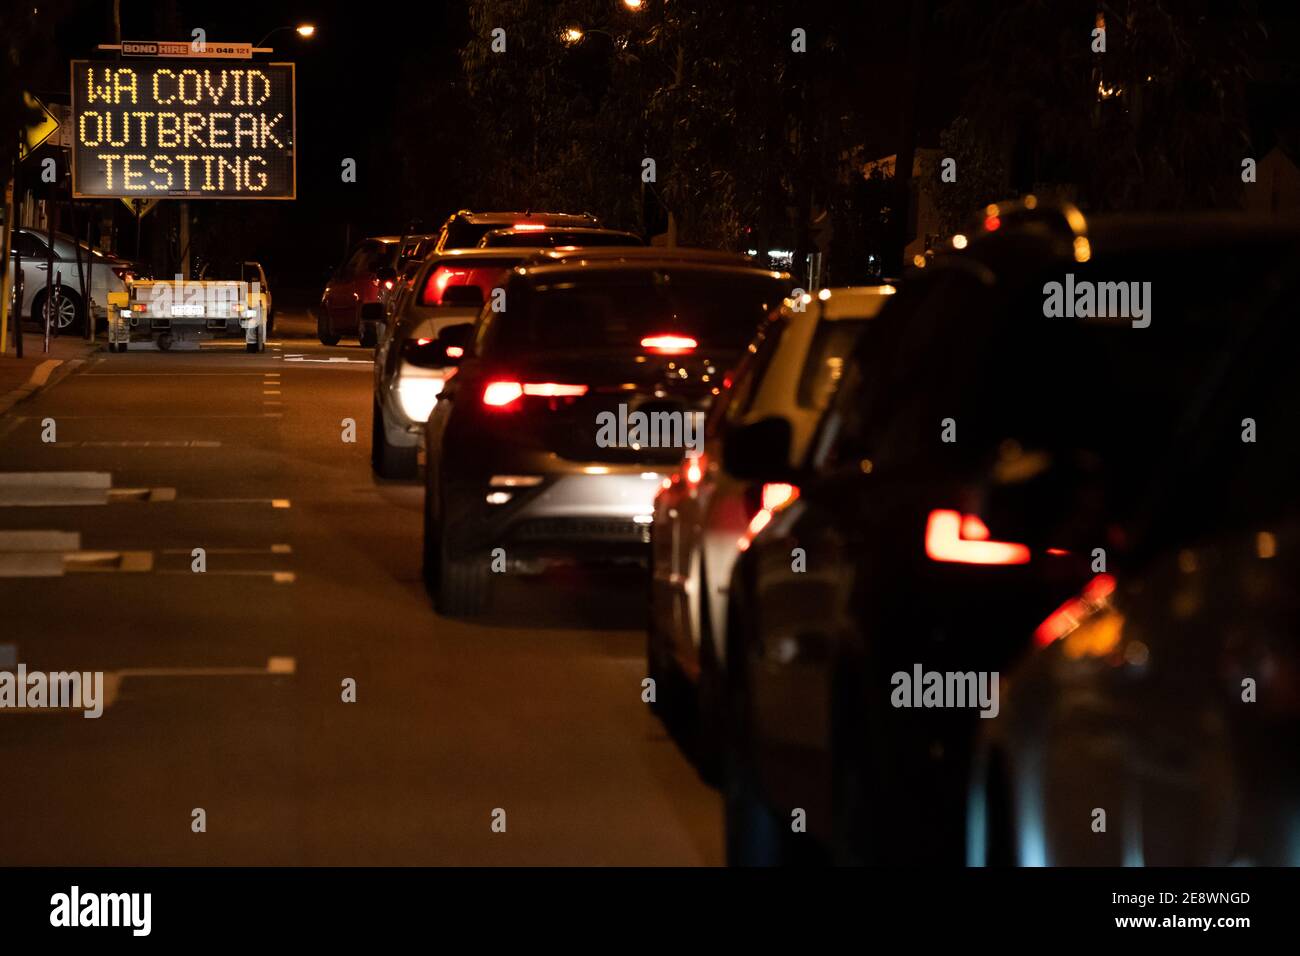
1042;274;1151;328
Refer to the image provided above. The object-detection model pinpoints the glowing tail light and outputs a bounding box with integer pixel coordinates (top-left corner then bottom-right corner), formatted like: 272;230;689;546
482;381;588;409
924;509;1030;565
641;334;698;354
738;483;800;552
512;222;547;231
1034;574;1116;647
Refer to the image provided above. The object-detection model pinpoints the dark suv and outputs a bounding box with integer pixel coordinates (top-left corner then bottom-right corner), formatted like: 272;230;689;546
421;248;790;616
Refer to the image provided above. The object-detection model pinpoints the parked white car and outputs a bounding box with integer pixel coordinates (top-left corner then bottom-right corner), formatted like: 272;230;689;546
11;228;135;334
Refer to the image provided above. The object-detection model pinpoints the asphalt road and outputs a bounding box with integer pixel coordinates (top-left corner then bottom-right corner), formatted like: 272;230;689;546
0;310;722;865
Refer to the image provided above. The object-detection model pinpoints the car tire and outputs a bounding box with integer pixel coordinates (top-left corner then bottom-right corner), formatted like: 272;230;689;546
34;287;84;335
428;478;490;617
722;586;796;865
693;562;728;784
317;310;340;346
371;398;417;479
359;324;377;348
437;533;489;617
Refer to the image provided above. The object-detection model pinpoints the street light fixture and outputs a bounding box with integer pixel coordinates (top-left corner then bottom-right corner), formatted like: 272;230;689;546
622;0;646;10
255;23;317;47
561;26;585;45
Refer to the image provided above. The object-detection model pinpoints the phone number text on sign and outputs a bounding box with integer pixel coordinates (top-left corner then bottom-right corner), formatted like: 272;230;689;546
71;60;296;200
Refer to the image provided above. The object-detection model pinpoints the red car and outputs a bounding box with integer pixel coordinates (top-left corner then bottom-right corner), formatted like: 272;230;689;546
318;236;401;347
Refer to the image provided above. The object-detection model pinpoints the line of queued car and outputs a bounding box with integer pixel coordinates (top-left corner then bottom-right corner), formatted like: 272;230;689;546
355;201;1300;867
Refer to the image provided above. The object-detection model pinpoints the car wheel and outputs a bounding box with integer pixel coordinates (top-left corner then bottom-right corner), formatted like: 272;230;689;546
371;397;417;479
35;288;84;335
433;483;490;617
694;561;726;785
317;310;340;346
359;324;377;348
722;587;796;865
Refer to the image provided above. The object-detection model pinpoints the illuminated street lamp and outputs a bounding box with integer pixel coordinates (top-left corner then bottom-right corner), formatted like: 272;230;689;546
561;26;585;45
255;23;318;47
622;0;646;10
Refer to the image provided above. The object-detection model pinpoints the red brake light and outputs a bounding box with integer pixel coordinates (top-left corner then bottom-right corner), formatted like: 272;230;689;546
416;337;433;346
641;334;698;354
685;454;704;486
512;222;547;231
924;509;1030;565
522;383;588;397
482;381;587;409
483;381;524;408
446;346;464;358
1034;574;1116;647
984;215;1001;232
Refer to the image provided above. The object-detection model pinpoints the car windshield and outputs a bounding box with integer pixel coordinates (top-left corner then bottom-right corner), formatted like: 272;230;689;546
484;269;786;355
481;231;638;248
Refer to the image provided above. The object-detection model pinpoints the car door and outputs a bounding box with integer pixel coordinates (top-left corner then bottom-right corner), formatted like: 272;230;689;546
326;243;369;331
14;231;51;316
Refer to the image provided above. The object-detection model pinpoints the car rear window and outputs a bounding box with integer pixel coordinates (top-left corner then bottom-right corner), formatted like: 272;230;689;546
418;258;522;306
481;231;640;248
483;269;786;355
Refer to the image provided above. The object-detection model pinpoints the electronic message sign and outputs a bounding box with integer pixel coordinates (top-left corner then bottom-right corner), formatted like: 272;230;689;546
71;60;295;200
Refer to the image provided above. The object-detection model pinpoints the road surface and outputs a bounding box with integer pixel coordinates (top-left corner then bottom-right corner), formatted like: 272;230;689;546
0;311;722;865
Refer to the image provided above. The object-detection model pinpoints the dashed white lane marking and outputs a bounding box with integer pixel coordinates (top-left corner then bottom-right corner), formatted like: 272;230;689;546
51;658;297;713
0;533;153;576
161;544;292;555
176;497;291;508
0;530;79;577
53;440;222;448
158;569;295;583
282;355;370;365
263;390;281;395
82;372;271;377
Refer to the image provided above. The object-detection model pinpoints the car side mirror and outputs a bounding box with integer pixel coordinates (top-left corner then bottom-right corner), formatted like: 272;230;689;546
440;284;485;308
722;416;795;482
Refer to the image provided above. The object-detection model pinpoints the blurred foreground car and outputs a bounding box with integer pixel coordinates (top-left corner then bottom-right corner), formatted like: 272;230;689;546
970;244;1300;866
649;285;894;774
319;236;400;347
477;226;643;249
372;249;544;479
422;248;790;616
721;203;1300;865
433;209;601;254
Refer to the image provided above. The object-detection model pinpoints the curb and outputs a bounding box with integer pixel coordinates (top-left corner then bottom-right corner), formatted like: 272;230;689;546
0;353;95;419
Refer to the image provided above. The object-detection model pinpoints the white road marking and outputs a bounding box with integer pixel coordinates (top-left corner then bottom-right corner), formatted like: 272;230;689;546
53;440;222;448
0;472;111;506
161;545;292;555
263;390;281;395
157;569;294;582
282;355;370;365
